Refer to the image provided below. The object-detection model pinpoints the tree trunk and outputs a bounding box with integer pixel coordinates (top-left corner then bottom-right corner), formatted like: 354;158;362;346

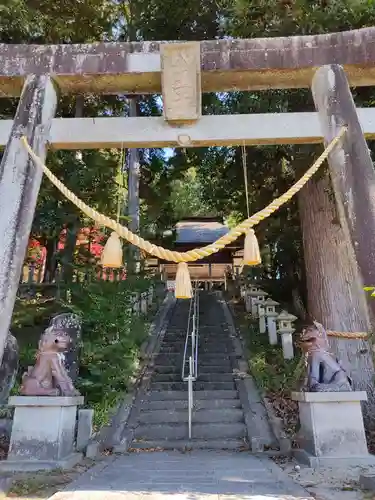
291;288;307;322
43;237;58;283
312;65;375;317
60;96;84;288
298;172;374;406
126;98;141;274
61;221;79;285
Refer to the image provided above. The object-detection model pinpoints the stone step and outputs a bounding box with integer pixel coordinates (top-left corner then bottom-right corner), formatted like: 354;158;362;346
150;381;236;391
145;390;238;401
161;341;232;349
164;333;230;338
153;365;233;374
161;345;232;353
134;422;246;440
152;373;234;383
158;346;231;354
138;408;244;424
164;334;231;340
130;438;247;451
154;354;232;365
198;353;233;360
152;364;231;374
154;354;183;363
152;365;233;374
141;398;242;411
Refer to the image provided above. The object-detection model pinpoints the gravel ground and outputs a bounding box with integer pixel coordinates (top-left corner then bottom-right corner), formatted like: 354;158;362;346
275;457;375;500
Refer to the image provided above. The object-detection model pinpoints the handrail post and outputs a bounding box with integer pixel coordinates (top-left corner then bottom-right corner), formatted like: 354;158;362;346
188;356;193;440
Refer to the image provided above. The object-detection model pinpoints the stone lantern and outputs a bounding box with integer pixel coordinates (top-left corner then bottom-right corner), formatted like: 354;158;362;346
277;310;297;359
264;298;279;345
252;289;268;317
244;285;260;313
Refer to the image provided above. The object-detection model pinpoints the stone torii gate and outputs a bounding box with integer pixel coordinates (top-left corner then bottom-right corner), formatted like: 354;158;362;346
1;27;375;364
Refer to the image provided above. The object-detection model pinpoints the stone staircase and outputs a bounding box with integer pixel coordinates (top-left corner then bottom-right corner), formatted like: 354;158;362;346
130;292;249;450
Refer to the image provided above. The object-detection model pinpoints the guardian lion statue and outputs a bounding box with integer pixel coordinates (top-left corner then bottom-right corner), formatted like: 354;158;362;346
299;321;352;392
20;327;80;397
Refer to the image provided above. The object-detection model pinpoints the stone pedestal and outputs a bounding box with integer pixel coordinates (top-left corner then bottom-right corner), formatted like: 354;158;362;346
266;316;278;345
133;294;140;315
141;292;148;314
1;396;84;471
292;391;375;467
76;408;94;452
279;332;294;359
148;286;154;307
245;293;252;313
258;304;266;334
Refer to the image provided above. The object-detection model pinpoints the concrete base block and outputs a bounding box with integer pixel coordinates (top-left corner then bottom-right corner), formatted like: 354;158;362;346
5;396;84;471
0;476;14;494
360;474;375;491
267;317;277;345
244;294;251;312
259;315;266;334
279;436;292;454
280;332;294;359
112;438;131;453
251;437;264;453
0;452;82;472
76;409;94;452
85;440;101;460
292;391;371;468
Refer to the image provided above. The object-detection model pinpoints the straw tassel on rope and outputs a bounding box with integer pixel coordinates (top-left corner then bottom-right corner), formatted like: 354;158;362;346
175;262;192;299
243;229;261;266
101;232;123;268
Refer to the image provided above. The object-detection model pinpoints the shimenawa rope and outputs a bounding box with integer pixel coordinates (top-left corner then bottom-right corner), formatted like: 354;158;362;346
21;126;347;264
21;128;371;339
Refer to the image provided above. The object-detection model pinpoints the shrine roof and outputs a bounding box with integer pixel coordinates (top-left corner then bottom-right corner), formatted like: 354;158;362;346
176;217;229;244
0;27;375;95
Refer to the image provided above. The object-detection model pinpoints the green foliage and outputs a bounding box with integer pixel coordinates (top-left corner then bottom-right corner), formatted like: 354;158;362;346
0;0;115;43
33;148;120;246
11;275;158;428
235;307;302;393
63;274;154;426
229;0;375;38
364;287;375;297
169;167;213;220
120;0;226;41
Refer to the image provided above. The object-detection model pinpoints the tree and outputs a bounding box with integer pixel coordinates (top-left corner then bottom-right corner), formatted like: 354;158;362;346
169;167;213;220
222;0;375;402
0;2;125;281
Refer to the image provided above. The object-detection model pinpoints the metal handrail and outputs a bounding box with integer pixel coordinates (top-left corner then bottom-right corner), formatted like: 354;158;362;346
182;284;199;381
187;356;194;439
194;288;199;380
182;288;194;381
181;284;200;439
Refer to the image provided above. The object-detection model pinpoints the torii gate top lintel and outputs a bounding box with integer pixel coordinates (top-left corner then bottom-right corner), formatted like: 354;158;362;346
0;27;374;96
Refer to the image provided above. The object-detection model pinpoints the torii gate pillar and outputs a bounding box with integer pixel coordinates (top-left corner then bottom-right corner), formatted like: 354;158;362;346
312;64;375;310
0;75;58;364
